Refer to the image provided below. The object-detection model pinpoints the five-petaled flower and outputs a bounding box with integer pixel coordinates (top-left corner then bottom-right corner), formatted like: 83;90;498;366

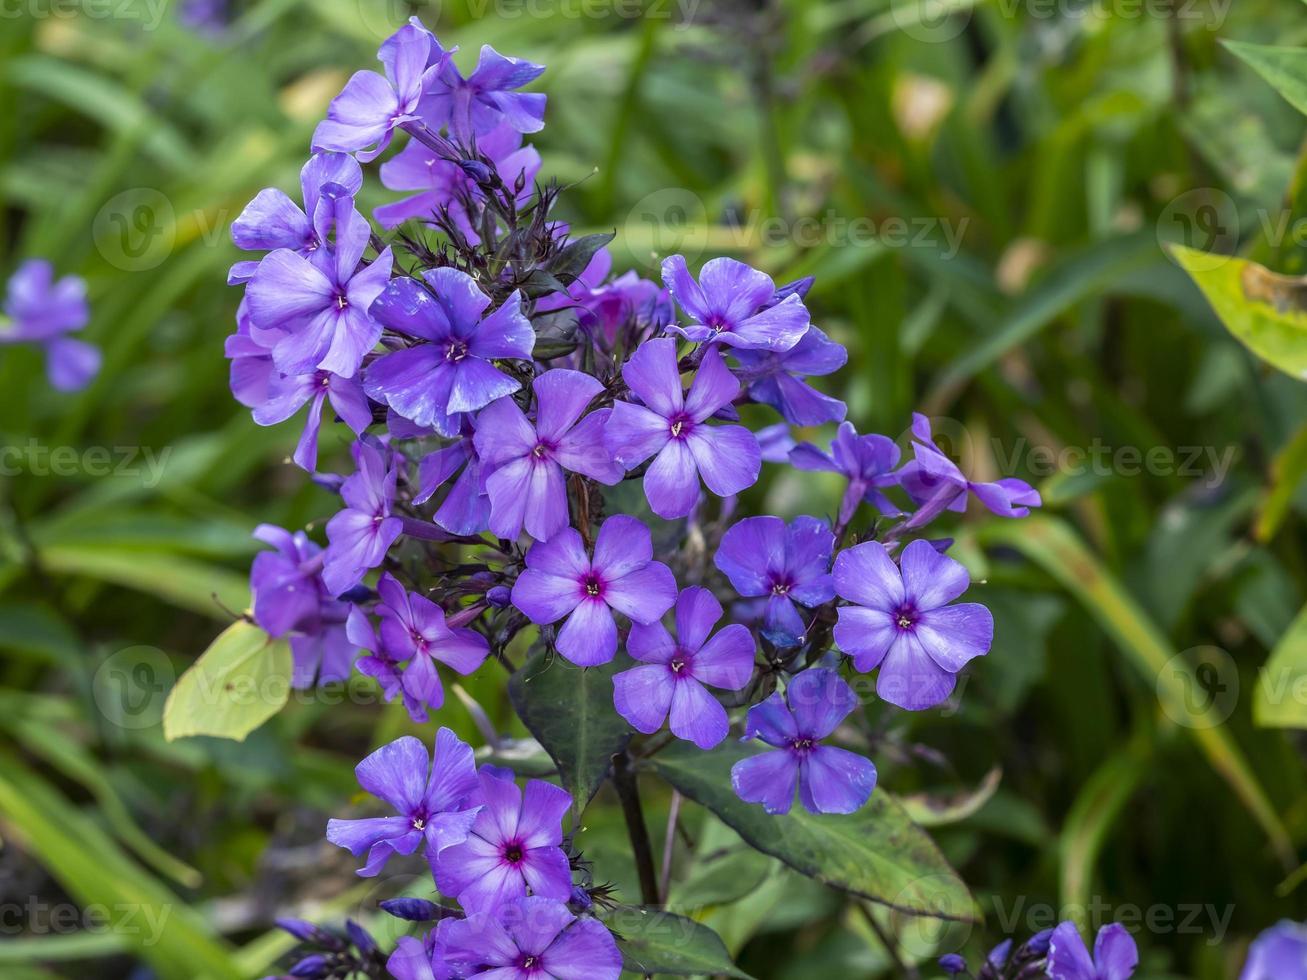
420;44;547;140
323;437;405;595
662;255;810;351
1;259;99;391
833;538;992;710
790;421;902;525
1046;922;1139;980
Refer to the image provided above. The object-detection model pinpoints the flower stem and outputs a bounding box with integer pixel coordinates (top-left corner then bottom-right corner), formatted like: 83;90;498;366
613;750;660;906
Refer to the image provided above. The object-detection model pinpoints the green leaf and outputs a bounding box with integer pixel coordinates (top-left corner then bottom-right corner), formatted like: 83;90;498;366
603;905;755;979
0;752;243;980
978;515;1294;865
899;767;1003;828
669;842;774;908
645;740;977;921
162;620;292;742
1256;421;1307;542
1255;602;1307;729
1170;245;1307;380
1224;40;1307;116
508;650;632;812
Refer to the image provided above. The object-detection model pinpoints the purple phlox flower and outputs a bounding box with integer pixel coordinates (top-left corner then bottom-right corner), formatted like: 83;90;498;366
387;931;451;980
421;44;546;140
312;20;452;162
438;896;621;980
536;249;672;347
756;423;796;463
731;667;876;815
435;769;573;914
898;413;1041;527
790;421;902;524
661;255;809;352
376;123;540;231
326;729;482;877
732;324;847;425
349;573;488;720
246;190;393;379
510;515;677;666
833;538;992;710
475;370;622;542
226;300;277;409
229;152;362;284
1241;920;1307;980
346;607;429;723
613;586;755;749
1;260;99;391
249;524;355;687
604;338;761;520
364;268;533;436
714;515;835;647
416;425;491;536
322;437;405;595
1046;922;1138;980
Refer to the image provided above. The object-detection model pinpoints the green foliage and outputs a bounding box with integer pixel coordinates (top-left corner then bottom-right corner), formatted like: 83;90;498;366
604;905;756;979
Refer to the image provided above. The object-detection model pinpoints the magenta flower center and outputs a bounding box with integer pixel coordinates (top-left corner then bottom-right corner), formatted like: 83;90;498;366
503;842;524;864
445;340;469;362
789;737;815;754
518;954;540;970
894;604;917;631
668;414;693;440
769;575;793;596
669;653;689;675
582;573;604;598
531;439;555;461
334;292;349;310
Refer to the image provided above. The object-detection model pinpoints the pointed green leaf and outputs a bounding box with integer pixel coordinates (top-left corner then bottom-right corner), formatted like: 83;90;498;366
508;650;632;811
1255;601;1307;729
1224;40;1307;116
646;740;977;921
603;905;755;979
162;620;291;742
1171;244;1307;380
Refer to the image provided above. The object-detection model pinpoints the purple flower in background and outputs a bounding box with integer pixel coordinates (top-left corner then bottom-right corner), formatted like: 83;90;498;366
326;730;482;877
605;338;761;519
536;249;672;346
475;371;621;541
756;423;796;463
833;538;992;710
376;124;540;231
790;422;901;525
249;524;356;687
421;45;546;140
229;152;362;283
731;668;876;815
1;260;99;391
439;897;622;980
899;413;1040;527
386;932;445;980
662;255;809;351
733;324;847;425
415;426;490;536
323;437;404;595
714;515;835;646
1046;922;1138;980
246;192;393;378
511;515;677;666
1241;920;1307;980
351;573;489;719
613;586;755;749
312;21;451;162
364;269;533;436
435;769;573;914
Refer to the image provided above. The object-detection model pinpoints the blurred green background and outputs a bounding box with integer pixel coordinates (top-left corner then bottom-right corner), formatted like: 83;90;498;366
4;0;1307;977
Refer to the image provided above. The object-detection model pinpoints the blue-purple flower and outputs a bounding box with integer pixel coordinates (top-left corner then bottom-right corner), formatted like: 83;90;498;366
323;437;405;595
731;668;876;815
1241;920;1307;980
326;730;482;877
229;152;362;283
435;896;622;980
511;515;677;666
249;524;355;688
613;586;755;749
790;421;902;525
246;192;393;378
899;413;1041;527
312;20;451;162
348;573;489;721
714;515;835;646
415;426;490;537
605;338;761;519
364;269;533;436
475;371;621;542
732;324;847;425
1;260;99;391
662;255;809;351
1046;922;1138;980
421;45;546;140
435;768;573;914
833;538;992;710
